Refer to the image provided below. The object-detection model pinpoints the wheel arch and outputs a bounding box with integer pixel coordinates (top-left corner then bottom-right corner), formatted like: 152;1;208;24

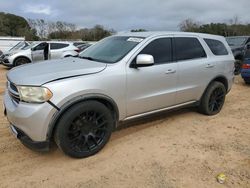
13;56;31;66
47;94;119;140
200;75;229;101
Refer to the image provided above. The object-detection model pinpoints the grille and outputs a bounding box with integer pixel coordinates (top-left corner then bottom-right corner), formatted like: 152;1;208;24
8;81;20;104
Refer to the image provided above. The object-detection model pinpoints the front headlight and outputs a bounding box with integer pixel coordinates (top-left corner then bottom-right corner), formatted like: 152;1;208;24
17;86;53;103
4;53;14;57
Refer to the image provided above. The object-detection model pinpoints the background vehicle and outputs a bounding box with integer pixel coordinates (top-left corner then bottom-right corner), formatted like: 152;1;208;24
2;41;79;67
0;41;30;63
0;50;3;64
76;43;92;52
241;44;250;84
4;32;234;158
8;41;30;53
226;36;250;74
73;42;86;46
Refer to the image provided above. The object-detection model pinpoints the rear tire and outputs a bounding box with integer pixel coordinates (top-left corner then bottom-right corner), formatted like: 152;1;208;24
199;82;226;115
54;101;114;158
14;57;30;67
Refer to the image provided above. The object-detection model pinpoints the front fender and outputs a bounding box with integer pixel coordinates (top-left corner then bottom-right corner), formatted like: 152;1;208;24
46;93;119;140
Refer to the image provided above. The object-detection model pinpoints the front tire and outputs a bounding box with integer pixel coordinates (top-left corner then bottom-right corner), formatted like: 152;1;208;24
199;82;226;115
54;101;114;158
14;57;30;67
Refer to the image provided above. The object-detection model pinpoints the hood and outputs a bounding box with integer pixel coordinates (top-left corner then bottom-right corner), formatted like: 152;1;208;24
7;57;107;86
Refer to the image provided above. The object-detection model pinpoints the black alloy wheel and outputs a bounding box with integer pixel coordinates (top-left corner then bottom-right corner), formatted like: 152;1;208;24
208;87;225;113
55;101;114;158
199;81;226;115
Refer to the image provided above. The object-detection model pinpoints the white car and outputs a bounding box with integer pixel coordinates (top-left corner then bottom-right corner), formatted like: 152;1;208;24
2;41;79;67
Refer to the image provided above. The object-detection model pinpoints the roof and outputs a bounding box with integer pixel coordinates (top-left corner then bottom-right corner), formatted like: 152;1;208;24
116;31;225;39
226;36;250;38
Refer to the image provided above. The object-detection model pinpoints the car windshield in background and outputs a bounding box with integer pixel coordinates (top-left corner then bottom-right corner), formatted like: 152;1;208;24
79;36;145;63
226;37;247;46
9;42;22;51
22;42;38;50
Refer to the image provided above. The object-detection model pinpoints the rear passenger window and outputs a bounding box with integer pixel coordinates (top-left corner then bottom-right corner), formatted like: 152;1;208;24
139;38;172;64
204;39;228;55
175;37;206;61
50;43;69;50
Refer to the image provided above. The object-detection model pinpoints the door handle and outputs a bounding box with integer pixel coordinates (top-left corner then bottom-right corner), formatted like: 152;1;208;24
206;64;214;68
165;69;176;74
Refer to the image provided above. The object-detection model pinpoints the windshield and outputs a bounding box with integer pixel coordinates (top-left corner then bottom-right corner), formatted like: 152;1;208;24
22;42;38;50
9;42;25;51
226;37;247;46
79;36;145;63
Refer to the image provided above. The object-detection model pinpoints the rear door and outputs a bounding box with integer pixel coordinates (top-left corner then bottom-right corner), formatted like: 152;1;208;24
50;43;69;59
126;37;178;117
173;36;212;104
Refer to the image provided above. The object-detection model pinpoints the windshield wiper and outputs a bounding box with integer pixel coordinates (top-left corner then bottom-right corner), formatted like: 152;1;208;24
79;56;95;61
79;56;113;64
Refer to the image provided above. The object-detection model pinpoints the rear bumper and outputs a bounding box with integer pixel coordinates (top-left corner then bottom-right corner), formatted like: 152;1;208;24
241;69;250;78
10;124;50;151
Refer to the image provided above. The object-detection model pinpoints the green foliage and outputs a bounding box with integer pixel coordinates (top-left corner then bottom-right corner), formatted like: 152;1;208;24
0;12;38;40
179;19;250;36
0;12;114;41
48;25;114;41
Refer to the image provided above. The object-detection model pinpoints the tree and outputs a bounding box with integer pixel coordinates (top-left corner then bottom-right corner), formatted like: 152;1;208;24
179;19;200;32
0;12;37;40
179;17;250;36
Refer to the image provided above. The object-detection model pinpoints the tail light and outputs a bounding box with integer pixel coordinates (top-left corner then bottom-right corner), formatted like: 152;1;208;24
242;64;250;69
75;49;80;53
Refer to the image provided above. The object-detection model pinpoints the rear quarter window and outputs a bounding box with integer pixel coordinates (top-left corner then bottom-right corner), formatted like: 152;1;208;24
204;39;228;56
175;37;206;61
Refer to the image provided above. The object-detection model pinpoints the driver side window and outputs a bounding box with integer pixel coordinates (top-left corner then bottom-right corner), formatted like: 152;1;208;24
134;38;173;64
33;43;47;51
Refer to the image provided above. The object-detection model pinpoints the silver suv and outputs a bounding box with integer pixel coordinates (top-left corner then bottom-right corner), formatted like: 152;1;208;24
2;41;79;67
3;32;234;158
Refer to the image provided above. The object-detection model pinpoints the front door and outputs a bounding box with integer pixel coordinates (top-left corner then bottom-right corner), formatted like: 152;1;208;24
31;42;47;62
126;37;177;117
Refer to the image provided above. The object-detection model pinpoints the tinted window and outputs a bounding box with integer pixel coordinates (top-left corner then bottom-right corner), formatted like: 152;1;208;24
175;37;206;61
139;38;172;64
34;42;47;51
204;39;228;55
50;43;69;50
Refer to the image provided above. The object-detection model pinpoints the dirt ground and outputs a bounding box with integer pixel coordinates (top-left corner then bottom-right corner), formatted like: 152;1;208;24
0;65;249;188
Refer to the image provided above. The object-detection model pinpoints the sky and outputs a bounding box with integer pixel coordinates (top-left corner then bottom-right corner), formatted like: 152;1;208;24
0;0;249;31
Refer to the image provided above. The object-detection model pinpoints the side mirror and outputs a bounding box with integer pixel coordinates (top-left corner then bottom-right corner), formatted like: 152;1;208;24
135;54;154;67
31;47;35;51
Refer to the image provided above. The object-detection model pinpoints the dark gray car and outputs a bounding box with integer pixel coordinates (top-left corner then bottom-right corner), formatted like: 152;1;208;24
226;36;250;74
